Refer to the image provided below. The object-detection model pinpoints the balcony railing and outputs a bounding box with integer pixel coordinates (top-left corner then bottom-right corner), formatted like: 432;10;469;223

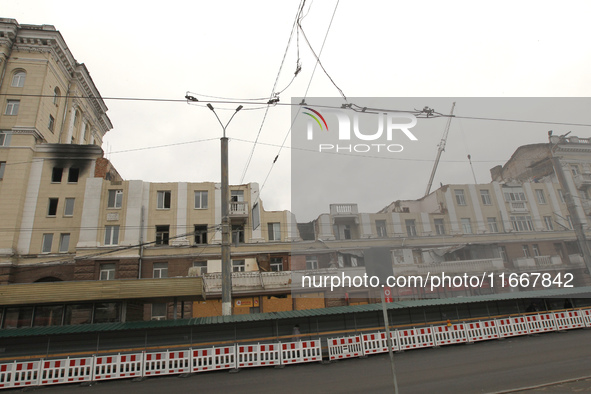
509;201;528;213
330;204;358;215
394;258;505;275
513;255;562;269
202;271;292;293
229;201;248;216
574;173;591;187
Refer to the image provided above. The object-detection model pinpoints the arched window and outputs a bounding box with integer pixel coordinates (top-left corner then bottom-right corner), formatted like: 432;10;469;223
53;87;60;105
11;70;26;87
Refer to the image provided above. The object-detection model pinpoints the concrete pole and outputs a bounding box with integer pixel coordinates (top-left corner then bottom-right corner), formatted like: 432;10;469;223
380;289;399;394
221;136;232;316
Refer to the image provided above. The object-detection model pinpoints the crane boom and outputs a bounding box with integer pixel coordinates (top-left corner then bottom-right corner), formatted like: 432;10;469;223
424;102;456;196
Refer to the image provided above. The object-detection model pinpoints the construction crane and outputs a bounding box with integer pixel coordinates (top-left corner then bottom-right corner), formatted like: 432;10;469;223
424;102;456;196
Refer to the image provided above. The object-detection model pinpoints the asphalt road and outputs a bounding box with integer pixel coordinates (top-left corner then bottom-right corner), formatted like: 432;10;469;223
34;329;591;394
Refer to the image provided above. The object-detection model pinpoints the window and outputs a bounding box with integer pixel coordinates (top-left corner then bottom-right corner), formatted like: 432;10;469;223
53;87;60;105
306;255;318;270
567;215;574;230
504;191;527;202
11;71;26;87
270;257;283;272
194;191;208;209
67;168;79;183
535;189;546;204
461;218;472;234
194;225;208;244
0;132;5;146
268;222;281;241
41;234;53;253
157;191;171;209
5;100;19;115
232;259;245;272
544;216;554;230
153;262;168;278
192;261;207;275
104;225;119;245
376;220;387;237
434;219;445;235
0;162;5;180
156;225;170;245
232;224;244;244
98;264;115;281
487;217;499;233
51;167;63;183
47;198;58;216
152;304;167;319
58;233;70;253
107;190;123;208
571;165;580;176
558;189;565;203
455;189;466;205
511;216;534;232
532;244;540;257
480;190;492;205
63;198;75;217
522;245;531;258
83;125;89;142
231;190;244;202
499;246;508;263
405;219;417;236
48;115;55;132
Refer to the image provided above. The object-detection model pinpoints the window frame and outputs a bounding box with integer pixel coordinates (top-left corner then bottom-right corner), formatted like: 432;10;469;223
270;257;283;272
535;189;546;204
510;215;534;232
434;218;445;235
155;225;170;245
232;259;246;272
67;168;79;183
48;115;55;132
480;189;492;205
157;190;171;209
454;189;467;205
104;225;120;246
376;220;388;237
107;189;123;209
47;198;58;217
487;217;499;233
405;219;417;237
11;71;26;87
153;262;168;278
305;255;318;270
268;222;281;241
58;233;70;253
194;190;208;209
63;198;75;217
5;100;19;116
461;218;472;234
0;162;5;180
544;216;554;230
41;233;53;254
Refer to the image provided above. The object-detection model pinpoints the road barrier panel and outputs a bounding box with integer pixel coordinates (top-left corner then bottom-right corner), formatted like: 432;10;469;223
466;321;499;343
237;344;281;368
0;362;14;389
398;328;435;350
328;335;363;360
39;357;93;386
433;324;468;346
526;313;557;334
191;345;236;372
93;353;142;381
8;361;40;388
281;340;322;365
144;350;190;377
581;309;591;328
553;310;585;330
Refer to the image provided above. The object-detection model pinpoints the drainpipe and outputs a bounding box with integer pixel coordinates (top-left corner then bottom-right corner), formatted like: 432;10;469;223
138;206;144;279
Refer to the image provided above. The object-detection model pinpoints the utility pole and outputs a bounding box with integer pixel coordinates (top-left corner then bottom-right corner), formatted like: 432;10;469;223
207;103;243;316
425;102;456;196
549;134;591;272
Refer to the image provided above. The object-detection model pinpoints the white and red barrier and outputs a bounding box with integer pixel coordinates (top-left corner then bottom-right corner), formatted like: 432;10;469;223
433;324;468;346
553;310;585;330
466;321;499;342
237;344;281;368
93;353;142;381
281;340;322;365
191;346;236;372
398;327;434;350
144;350;190;376
526;313;556;333
1;308;591;391
39;357;93;386
328;335;363;360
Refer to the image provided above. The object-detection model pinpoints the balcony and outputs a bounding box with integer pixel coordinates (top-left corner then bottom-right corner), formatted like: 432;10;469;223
229;201;249;217
330;204;359;216
509;201;528;213
202;271;292;295
513;255;562;270
394;258;505;275
573;173;591;188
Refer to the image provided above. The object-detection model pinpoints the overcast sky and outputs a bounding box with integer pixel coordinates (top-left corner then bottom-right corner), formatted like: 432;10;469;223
4;1;591;220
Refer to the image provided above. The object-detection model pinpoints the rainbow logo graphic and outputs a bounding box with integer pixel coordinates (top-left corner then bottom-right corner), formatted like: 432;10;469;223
303;107;329;132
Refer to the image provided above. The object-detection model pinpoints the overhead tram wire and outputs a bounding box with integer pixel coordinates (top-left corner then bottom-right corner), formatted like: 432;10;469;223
238;0;306;184
256;0;342;199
